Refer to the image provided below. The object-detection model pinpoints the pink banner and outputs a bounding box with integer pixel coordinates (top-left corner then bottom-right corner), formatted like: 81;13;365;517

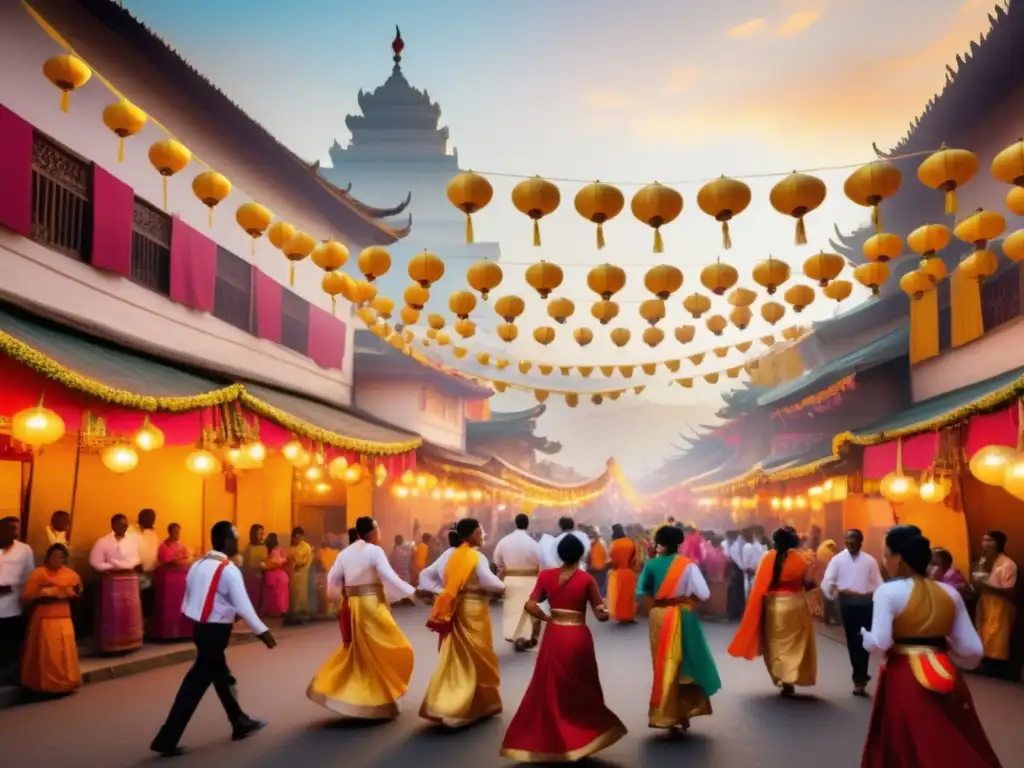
0;104;32;237
90;165;133;277
862;432;939;479
964;405;1018;458
169;217;216;313
253;270;282;344
307;305;346;370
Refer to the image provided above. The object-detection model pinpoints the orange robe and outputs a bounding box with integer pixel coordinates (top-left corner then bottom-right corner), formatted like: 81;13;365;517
607;538;638;622
410;543;429;587
21;565;82;694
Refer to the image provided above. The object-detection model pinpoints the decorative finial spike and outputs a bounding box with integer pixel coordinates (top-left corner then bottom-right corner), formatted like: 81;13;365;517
392;25;405;66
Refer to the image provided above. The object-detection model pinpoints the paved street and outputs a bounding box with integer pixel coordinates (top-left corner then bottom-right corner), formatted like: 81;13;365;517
2;606;1021;767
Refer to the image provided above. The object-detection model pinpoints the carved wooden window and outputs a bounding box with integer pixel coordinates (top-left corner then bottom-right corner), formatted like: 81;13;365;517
30;132;91;260
130;198;171;295
213;247;253;333
281;289;309;355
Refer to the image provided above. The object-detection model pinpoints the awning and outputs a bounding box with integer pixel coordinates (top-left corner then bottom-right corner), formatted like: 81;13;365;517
691;461;761;493
758;325;909;407
834;366;1024;451
760;441;838;482
416;442;519;492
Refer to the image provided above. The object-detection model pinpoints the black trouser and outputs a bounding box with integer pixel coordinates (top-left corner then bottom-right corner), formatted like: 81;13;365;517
839;596;873;685
727;563;746;619
0;614;25;671
153;623;246;748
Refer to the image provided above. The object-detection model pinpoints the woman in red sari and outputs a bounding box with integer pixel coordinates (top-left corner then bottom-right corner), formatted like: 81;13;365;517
150;524;193;641
860;525;1002;767
500;535;627;763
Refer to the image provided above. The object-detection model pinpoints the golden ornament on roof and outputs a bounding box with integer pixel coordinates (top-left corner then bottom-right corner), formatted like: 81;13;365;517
591;300;620;325
761;301;785;325
494;295;526;323
448;290;477;320
705;314;727;336
403;283;430;310
822;280;852;303
43;54;91;113
102;100;147;163
802;252;844;287
533;326;556;345
235;202;273;254
525;260;564;299
639;299;666;327
700;260;739;296
697;176;751;249
446;171;493;243
682;293;711;319
575;181;625;249
610;328;631;348
644;265;684;300
467;260;503;299
191;171;232;227
631;183;683;253
917;148;979;215
574;328;594;347
148;139;192;210
843;161;902;231
547;297;575;324
730;306;753;330
769;172;826;245
675;325;696;344
587;263;627;300
282;230;317;287
497;323;519;342
954;208;1006;250
752;256;791;294
900;269;934;300
512;176;561;246
643;327;665;348
853;262;890;296
408;250;444;288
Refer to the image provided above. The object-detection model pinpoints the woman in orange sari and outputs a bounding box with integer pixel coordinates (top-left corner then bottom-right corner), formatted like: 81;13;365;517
607;524;639;623
728;527;817;696
21;544;82;695
410;533;430;588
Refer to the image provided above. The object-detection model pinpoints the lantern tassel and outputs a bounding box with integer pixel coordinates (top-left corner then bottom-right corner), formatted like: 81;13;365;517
330;296;336;315
532;219;541;247
945;189;957;216
117;137;125;164
250;238;256;257
465;214;474;244
60;90;69;113
596;223;606;250
161;176;168;211
795;217;808;246
908;289;939;365
872;204;881;232
722;221;732;250
208;208;214;228
653;228;664;254
289;263;296;287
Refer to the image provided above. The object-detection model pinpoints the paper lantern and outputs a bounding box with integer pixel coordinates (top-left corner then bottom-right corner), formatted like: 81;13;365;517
11;403;65;448
844;161;902;231
446;171;493;243
769;172;827;245
399;306;420;326
644;265;684;299
448;290;477;320
697;176;751;249
639;299;665;326
853;262;890;296
370;296;394;319
133;417;165;452
312;240;349;274
278;230;315;287
186;449;221;476
879;472;918;503
823;280;853;303
525;260;564;299
705;314;727;336
906;224;950;267
587;263;627;300
191;171;232;227
494;295;526;323
428;314;446;330
682;293;711;319
403;284;430;310
917;148;979;215
148;139;192;210
408;250;445;288
802;252;845;287
863;232;903;263
675;325;696;344
467;260;503;299
958;249;998;283
574;328;594;347
101;444;139;474
700;260;739;296
610;328;631;347
453;347;468;359
511;176;561;246
235;202;273;255
42;54;91;113
783;284;815;313
547;297;575;324
533;326;556;345
1002;229;1024;262
900;269;934;300
954;208;1006;251
575;181;625;249
920;258;948;285
102;100;147;163
730;306;753;329
267;220;296;251
343;464;365;485
1002;458;1024;501
497;323;519;342
591;300;620;325
1007;187;1024;216
761;301;785;325
353;280;379;306
918;474;952;505
357;246;391;282
727;287;757;308
631;183;683;253
969;445;1017;486
752;257;791;295
991;138;1024;187
643;327;665;347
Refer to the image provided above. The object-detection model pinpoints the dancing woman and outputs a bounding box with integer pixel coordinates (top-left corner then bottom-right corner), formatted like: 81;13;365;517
306;517;416;720
860;526;1002;768
500;535;627;763
418;517;505;727
607;524;639;623
638;525;721;732
728;527;817;696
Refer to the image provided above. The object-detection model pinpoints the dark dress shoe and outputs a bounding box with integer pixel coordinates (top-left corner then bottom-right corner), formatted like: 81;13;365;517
150;742;186;758
232;718;267;741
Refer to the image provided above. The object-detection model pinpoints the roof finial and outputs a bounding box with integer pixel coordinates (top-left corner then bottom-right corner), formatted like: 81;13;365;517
392;26;405;68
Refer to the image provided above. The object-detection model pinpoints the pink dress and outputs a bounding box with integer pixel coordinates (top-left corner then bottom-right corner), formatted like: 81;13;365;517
261;547;290;617
150;541;193;640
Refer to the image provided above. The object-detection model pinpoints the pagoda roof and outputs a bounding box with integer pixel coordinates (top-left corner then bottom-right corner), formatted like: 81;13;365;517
301;160;413;232
354;330;492;399
71;0;409;246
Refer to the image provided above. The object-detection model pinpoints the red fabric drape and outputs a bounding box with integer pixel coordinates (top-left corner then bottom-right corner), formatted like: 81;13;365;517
253;269;282;344
964;405;1018;458
90;165;134;277
0;104;33;237
862;432;939;479
169;216;216;313
306;304;345;370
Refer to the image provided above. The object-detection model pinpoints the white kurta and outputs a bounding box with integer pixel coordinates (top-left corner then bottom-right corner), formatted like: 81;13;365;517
740;541;764;596
326;541;415;605
547;530;591;570
417;547;505;594
493;530;543;642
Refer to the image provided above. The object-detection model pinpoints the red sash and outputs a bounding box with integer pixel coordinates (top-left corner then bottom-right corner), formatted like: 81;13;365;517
199;560;230;623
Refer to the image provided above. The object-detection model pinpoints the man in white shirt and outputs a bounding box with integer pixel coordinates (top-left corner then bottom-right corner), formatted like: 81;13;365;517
151;520;276;757
89;514;144;654
0;517;35;681
821;528;884;695
493;514;543;651
740;527;765;597
131;508;161;628
724;530;745;618
547;516;590;570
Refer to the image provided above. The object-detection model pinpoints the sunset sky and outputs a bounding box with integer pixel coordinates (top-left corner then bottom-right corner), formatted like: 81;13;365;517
118;0;999;475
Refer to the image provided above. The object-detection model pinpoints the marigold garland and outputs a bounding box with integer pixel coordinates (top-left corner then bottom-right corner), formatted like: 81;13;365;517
772;375;854;419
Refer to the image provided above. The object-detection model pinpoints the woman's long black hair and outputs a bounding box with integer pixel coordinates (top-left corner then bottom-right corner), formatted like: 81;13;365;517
886;525;931;576
451;517;480;546
770;527;800;589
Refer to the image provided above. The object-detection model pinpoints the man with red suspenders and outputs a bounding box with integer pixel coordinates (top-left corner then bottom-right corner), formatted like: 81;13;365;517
151;521;277;757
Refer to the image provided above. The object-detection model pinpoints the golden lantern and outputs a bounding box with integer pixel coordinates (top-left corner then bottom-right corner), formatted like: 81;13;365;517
675;325;696;344
281;230;316;287
101;444;139;474
370;296;394;319
448;290;477;320
574;328;594;347
235;202;273;255
843;161;902;231
356;304;376;327
969;445;1017;486
918;473;952;504
714;346;729;358
610;328;631;348
511;176;561;246
476;352;491;366
191;171;232;227
356;246;391;282
399;306;420;326
1007;187;1024;216
802;252;845;287
408;250;444;288
730;306;753;329
352;279;378;306
403;284;430;310
11;402;65;448
704;372;720;384
267;220;296;251
453;347;468;360
322;273;349;314
575;181;625;249
769;172;827;245
148;139;192;210
783;284;815;313
991;138;1024;187
467;260;503;299
186;449;221;476
643;327;665;347
428;314;446;330
1003;459;1024;501
547;297;575;324
862;232;903;263
682;293;711;319
705;314;727;336
1002;229;1024;262
917;148;979;215
133;417;165;452
587;263;627;300
853;262;890;295
446;171;493;243
954;208;1006;250
697;176;751;249
879;471;918;503
639;299;666;326
497;323;519;342
591;394;604;405
370;322;391;339
591;300;620;325
727;287;757;308
700;260;739;296
920;258;948;285
752;257;791;295
436;332;451;346
525;260;564;299
644;265;684;299
563;393;579;408
102;100;147;163
42;54;91;113
958;249;998;283
823;280;853;303
631;183;683;253
343;464;365;485
519;361;533;374
312;240;349;277
906;225;950;276
761;301;786;325
494;295;526;323
900;269;934;300
533;326;556;345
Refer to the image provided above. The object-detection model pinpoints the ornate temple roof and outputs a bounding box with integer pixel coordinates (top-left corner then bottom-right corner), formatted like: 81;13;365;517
73;0;410;245
303;159;413;236
465;405;562;454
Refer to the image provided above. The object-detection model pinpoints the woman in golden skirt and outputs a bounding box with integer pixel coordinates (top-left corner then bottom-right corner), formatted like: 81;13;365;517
306;517;416;720
728;527;817;696
418;517;506;728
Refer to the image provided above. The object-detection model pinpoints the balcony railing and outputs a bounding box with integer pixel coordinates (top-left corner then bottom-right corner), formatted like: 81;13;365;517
30;133;91;261
281;290;309;355
130;199;171;295
213;247;253;333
